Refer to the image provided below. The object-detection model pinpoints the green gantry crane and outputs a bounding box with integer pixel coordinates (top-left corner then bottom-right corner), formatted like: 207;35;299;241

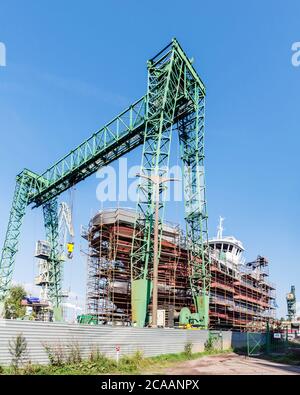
0;39;210;326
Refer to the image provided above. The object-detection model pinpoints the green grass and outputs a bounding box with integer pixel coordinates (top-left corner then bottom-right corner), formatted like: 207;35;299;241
149;348;230;363
259;351;300;366
233;340;300;367
0;348;233;375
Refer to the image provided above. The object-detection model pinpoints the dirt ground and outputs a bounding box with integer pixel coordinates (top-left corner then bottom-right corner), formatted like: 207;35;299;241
163;353;300;375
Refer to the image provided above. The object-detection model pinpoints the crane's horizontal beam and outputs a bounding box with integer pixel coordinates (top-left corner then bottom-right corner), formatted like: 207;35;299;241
28;104;200;207
28;96;147;206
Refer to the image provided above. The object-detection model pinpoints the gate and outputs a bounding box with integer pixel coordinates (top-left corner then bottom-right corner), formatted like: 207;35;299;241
247;332;265;356
268;329;289;354
209;331;223;351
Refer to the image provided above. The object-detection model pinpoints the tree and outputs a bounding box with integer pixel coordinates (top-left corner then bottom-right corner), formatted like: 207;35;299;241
4;285;26;319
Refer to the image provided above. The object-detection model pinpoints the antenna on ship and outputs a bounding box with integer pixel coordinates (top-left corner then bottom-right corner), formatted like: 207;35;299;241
217;216;225;239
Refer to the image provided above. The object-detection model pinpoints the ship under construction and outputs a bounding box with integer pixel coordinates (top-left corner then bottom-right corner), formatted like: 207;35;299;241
82;208;276;330
0;39;277;330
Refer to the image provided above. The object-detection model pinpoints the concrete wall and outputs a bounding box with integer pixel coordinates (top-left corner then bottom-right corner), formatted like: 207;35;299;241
0;320;255;366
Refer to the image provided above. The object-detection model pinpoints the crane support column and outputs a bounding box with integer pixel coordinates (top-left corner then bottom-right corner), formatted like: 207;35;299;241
131;41;184;327
0;170;38;315
178;85;210;328
43;198;63;321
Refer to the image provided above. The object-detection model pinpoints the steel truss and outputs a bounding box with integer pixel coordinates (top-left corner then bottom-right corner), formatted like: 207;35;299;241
178;89;210;327
130;40;209;327
0;39;210;326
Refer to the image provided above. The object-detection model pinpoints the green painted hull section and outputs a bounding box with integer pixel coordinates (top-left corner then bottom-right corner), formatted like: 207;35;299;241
131;279;152;327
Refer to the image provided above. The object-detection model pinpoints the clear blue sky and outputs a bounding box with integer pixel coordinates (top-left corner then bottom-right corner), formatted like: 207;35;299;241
0;0;299;318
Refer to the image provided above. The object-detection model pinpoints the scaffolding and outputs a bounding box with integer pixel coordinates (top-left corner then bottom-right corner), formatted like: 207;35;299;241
209;256;276;331
83;208;276;329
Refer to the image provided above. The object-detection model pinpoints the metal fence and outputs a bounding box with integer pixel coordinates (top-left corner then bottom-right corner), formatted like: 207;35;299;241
231;330;266;352
0;320;239;365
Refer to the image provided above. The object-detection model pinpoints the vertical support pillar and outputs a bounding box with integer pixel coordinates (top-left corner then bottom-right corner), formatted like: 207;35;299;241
266;320;271;354
178;85;210;328
0;170;34;315
43;198;63;321
131;43;184;327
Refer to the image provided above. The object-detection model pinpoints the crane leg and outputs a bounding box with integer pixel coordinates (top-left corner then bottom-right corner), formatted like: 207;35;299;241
178;86;210;328
43;198;63;321
131;43;184;327
0;170;34;316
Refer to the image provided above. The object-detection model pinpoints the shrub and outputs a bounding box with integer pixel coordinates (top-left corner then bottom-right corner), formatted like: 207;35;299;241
89;347;100;362
88;347;117;373
184;342;193;358
42;342;66;366
204;336;214;352
8;333;28;373
66;341;82;364
118;350;144;373
23;361;39;375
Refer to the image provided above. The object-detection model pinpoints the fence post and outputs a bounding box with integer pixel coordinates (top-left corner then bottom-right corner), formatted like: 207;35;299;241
247;332;250;356
285;327;289;352
266;320;270;355
219;331;223;351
